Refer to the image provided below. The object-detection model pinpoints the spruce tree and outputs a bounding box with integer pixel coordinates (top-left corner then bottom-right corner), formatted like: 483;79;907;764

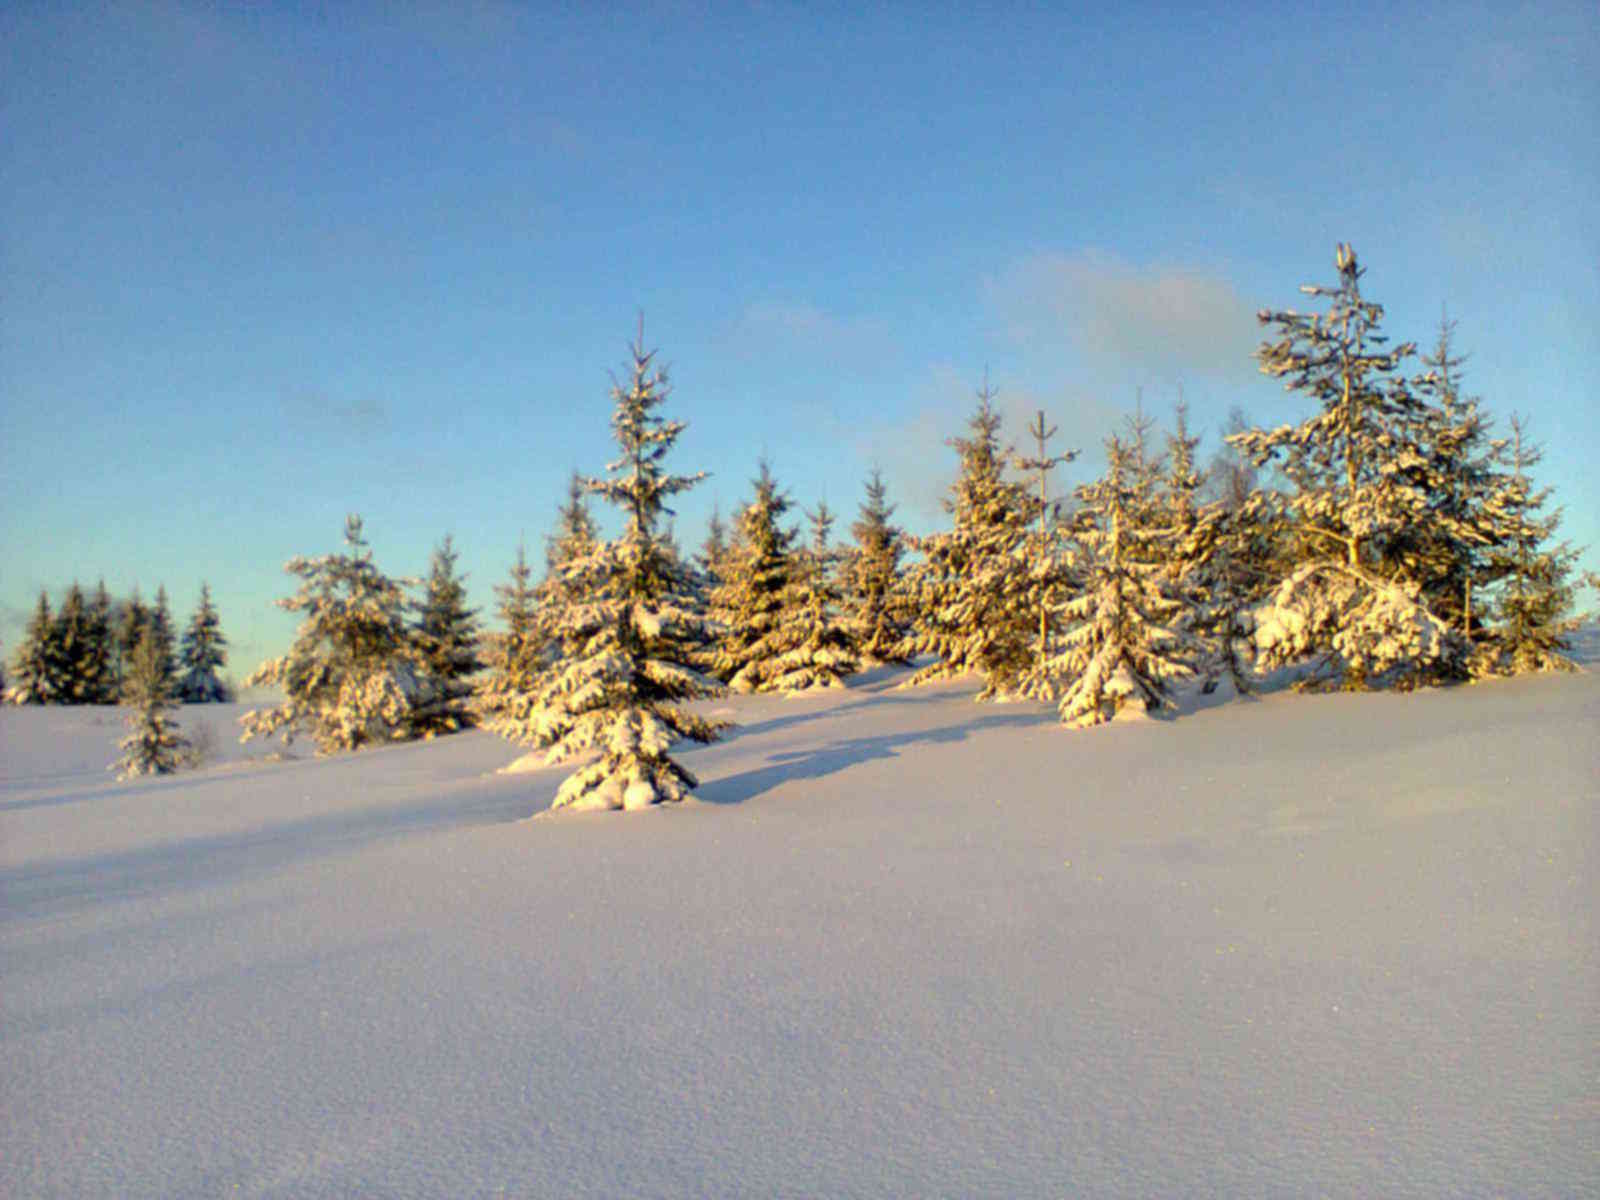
902;381;1037;699
709;460;801;692
759;502;860;692
84;582;119;703
242;515;432;753
1011;410;1078;693
6;592;57;705
845;468;912;667
1229;244;1454;688
148;586;179;694
114;627;189;778
541;473;602;659
412;536;482;734
475;542;543;735
52;584;100;705
177;583;232;703
509;331;726;810
1481;416;1581;673
1046;435;1201;726
698;503;732;591
116;589;150;697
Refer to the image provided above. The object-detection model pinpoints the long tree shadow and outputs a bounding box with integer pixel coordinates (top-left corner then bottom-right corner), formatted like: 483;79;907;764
697;708;1049;806
726;677;996;743
0;778;541;924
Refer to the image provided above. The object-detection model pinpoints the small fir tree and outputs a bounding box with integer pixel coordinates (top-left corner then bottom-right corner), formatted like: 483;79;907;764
176;583;232;703
241;515;433;753
1481;416;1581;673
698;502;733;592
1011;410;1078;694
412;536;482;734
509;330;727;810
114;628;190;778
845;468;912;667
760;502;860;692
709;460;801;692
6;592;57;704
902;380;1037;699
1046;435;1202;726
475;542;543;734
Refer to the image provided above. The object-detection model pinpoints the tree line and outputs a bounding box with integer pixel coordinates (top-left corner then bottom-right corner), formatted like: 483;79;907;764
24;246;1587;786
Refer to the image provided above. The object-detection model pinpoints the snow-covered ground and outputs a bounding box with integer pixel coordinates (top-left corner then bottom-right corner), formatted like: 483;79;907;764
3;660;1596;1197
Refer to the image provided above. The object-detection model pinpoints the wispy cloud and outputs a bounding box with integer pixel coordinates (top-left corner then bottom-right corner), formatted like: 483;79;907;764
983;251;1258;382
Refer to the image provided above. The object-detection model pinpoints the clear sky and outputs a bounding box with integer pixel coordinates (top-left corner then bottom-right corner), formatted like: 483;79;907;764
4;1;1596;677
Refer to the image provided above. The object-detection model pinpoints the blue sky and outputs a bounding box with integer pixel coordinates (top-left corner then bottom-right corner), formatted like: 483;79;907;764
4;1;1596;676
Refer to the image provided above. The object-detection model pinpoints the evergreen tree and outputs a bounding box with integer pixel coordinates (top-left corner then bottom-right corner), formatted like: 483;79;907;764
698;502;732;591
845;468;913;667
242;515;433;753
475;542;542;734
1011;410;1078;693
6;592;57;705
1229;244;1454;689
759;502;860;692
83;582;120;703
114;627;189;778
709;460;802;692
52;583;101;705
116;589;150;696
541;473;602;658
1481;416;1581;673
1046;435;1201;726
143;586;179;696
508;331;726;810
412;536;482;734
902;380;1037;699
177;583;232;703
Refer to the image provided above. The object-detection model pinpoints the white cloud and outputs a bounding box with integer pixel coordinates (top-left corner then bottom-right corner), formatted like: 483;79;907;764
983;251;1258;382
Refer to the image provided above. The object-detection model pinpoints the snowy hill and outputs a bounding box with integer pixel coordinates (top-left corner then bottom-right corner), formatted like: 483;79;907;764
3;665;1596;1197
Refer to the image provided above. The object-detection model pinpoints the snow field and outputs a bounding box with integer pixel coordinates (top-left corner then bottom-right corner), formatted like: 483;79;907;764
2;667;1596;1197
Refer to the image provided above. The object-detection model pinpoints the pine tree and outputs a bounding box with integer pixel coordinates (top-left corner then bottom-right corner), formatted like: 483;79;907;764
510;330;727;810
241;515;432;753
845;468;912;667
1481;416;1580;673
412;536;482;734
475;542;542;734
114;627;190;778
6;592;57;704
1229;244;1454;689
176;583;232;703
83;582;120;703
709;460;801;692
902;380;1037;699
1046;435;1202;726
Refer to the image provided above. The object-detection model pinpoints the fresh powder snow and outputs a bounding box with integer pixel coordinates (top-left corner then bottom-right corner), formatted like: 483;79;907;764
2;658;1595;1197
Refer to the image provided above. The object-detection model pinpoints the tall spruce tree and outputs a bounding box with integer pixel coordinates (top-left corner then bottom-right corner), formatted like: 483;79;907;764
1045;434;1202;726
114;627;190;778
51;584;101;705
845;468;912;667
508;331;726;810
902;380;1037;699
1011;410;1078;693
177;583;232;703
116;589;149;697
1229;244;1454;689
413;536;482;734
242;515;433;753
148;586;179;694
709;460;801;692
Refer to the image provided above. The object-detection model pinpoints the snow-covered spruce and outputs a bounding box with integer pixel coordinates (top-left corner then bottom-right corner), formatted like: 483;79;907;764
708;459;801;693
114;628;189;778
845;468;913;667
241;515;438;753
901;382;1038;699
474;542;541;734
1478;416;1582;674
412;535;482;734
1009;408;1078;697
756;502;860;693
1228;243;1456;689
1046;434;1203;727
176;582;233;703
503;332;726;811
5;592;57;705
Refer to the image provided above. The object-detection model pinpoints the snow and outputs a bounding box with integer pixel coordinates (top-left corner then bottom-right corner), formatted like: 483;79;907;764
3;659;1597;1197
